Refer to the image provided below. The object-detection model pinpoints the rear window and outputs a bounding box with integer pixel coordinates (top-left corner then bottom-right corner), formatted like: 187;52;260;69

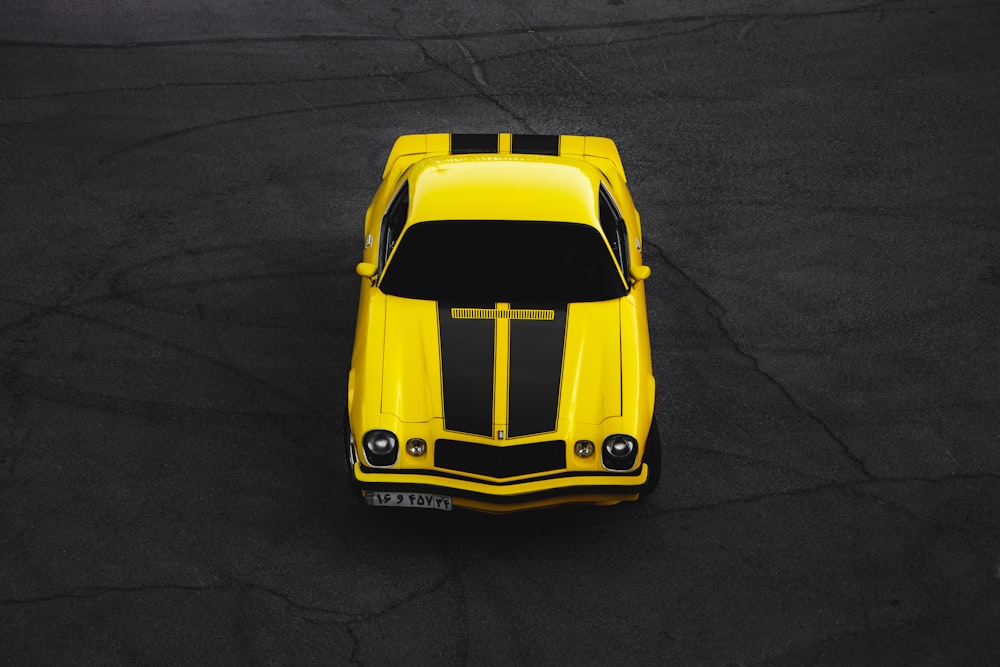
378;220;627;302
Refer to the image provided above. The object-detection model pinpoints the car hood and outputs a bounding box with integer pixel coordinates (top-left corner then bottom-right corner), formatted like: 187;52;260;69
379;297;622;437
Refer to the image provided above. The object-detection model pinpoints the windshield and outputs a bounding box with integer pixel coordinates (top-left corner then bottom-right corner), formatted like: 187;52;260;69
378;220;627;302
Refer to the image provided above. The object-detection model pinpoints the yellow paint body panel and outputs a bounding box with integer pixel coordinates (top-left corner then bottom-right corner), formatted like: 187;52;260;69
347;133;657;513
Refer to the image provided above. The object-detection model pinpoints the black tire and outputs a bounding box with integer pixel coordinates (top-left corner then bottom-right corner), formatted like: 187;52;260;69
640;416;662;497
343;406;365;502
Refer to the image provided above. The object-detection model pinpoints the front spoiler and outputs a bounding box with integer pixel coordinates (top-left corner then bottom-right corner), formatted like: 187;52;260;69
352;463;648;512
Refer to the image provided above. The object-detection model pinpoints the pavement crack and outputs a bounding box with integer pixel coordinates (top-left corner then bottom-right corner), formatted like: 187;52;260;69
454;40;490;88
346;622;366;666
653;473;1000;516
0;582;231;605
410;38;536;133
645;239;874;480
245;582;357;622
397;5;538;131
344;570;455;663
0;71;435;102
0;2;936;52
342;532;533;655
0;580;359;622
0;295;328;419
80;92;478;179
509;9;600;89
736;19;756;40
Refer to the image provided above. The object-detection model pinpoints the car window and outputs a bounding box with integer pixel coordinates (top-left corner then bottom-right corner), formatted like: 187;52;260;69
378;220;629;302
598;186;629;278
378;182;409;272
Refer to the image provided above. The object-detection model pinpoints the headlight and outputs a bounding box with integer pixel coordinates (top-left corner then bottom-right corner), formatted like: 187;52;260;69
574;440;595;458
363;430;399;467
601;434;638;470
406;438;427;457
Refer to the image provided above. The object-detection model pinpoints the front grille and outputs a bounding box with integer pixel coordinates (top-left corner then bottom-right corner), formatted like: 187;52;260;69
435;439;566;479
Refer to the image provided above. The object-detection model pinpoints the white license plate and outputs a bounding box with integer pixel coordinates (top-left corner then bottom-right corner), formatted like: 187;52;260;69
365;491;453;511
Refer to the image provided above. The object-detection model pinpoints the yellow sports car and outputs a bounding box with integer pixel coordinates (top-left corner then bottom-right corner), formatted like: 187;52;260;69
345;133;658;512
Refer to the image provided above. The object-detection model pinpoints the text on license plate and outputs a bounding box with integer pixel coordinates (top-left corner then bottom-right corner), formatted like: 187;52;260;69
366;492;452;511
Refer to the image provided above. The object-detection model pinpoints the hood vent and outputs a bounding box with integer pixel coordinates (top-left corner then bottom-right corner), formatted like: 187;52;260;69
451;307;554;321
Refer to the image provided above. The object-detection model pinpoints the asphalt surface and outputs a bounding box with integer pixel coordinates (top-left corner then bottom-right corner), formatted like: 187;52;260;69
2;1;999;664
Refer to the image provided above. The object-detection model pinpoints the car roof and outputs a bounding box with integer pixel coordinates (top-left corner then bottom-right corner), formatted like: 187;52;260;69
405;154;604;226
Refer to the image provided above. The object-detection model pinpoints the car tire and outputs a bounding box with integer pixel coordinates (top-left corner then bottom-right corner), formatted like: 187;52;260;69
343;406;365;502
640;416;662;497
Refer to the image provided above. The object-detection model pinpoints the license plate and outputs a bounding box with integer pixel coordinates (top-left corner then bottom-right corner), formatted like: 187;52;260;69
365;491;453;511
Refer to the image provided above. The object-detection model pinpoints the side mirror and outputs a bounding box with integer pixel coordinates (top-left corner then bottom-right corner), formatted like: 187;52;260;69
629;265;651;282
356;262;377;279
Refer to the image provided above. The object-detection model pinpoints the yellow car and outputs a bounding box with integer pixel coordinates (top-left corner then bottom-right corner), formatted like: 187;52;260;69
346;133;659;512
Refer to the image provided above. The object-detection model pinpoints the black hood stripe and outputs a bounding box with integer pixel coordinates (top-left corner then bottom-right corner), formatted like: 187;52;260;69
451;133;499;154
507;304;567;437
438;302;494;437
511;134;560;156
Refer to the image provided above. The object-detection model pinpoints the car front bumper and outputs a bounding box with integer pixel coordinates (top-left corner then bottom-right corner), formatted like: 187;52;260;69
351;463;648;512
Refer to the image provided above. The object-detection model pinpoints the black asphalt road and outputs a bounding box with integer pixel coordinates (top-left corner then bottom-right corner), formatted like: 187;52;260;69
2;1;998;664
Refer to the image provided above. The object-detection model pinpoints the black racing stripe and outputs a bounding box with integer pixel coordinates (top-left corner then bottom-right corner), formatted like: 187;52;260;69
507;304;567;437
511;134;560;155
451;133;499;154
438;302;495;437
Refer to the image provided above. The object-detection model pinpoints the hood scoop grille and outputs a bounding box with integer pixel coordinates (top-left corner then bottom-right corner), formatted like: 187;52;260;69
450;308;554;321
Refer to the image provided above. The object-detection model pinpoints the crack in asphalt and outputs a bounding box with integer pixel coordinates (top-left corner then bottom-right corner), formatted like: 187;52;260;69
343;569;456;664
342;521;565;660
0;69;439;102
454;40;490;89
0;15;763;106
0;583;231;606
0;372;32;478
460;17;730;75
0;580;358;621
5;0;987;51
742;610;951;667
644;238;875;480
501;2;603;90
246;581;357;622
857;482;1000;562
656;473;1000;516
109;268;353;333
0;240;342;335
403;12;536;134
79;91;481;180
345;623;365;666
0;296;326;419
0;237;352;431
341;472;1000;659
676;442;852;483
25;2;986;177
102;240;356;332
6;371;333;429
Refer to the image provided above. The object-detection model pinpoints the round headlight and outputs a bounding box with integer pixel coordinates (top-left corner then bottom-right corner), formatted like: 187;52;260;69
574;440;595;458
406;438;427;457
601;434;638;470
362;430;399;466
604;436;634;458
